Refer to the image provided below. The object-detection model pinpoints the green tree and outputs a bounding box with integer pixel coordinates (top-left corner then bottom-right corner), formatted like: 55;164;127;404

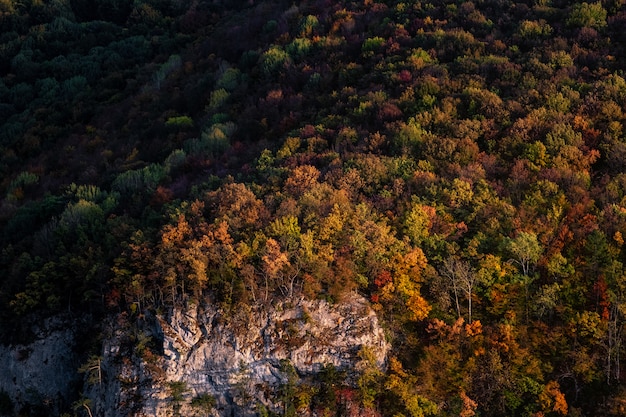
190;393;216;417
386;358;438;417
356;346;384;409
286;37;312;60
207;88;230;111
216;67;241;91
394;117;427;155
298;15;319;37
362;37;385;57
313;364;344;412
278;359;298;417
168;380;189;416
266;215;306;298
261;45;290;76
233;361;254;414
79;355;102;386
508;231;542;277
567;2;607;29
404;202;432;246
518;20;553;40
73;396;94;417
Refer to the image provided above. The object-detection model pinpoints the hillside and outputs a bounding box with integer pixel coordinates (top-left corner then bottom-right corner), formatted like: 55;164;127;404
2;0;626;415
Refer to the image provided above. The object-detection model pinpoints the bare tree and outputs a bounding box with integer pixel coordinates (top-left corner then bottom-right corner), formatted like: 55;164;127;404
440;256;477;323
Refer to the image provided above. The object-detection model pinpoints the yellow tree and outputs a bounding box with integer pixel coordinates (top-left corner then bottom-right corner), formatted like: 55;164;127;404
266;215;306;298
380;248;432;321
538;381;568;416
385;357;438;417
261;238;290;302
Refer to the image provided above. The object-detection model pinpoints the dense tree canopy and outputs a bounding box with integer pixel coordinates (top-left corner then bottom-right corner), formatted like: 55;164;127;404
2;0;626;415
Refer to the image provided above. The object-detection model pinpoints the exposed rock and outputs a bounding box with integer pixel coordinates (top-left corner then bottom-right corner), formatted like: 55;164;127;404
0;317;80;415
0;295;388;417
90;294;389;416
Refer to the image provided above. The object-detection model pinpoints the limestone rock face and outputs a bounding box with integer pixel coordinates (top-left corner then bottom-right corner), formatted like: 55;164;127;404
91;295;389;416
0;295;388;416
0;317;80;415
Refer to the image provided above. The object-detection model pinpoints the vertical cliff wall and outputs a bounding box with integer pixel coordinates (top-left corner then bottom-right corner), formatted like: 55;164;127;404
0;317;80;416
0;295;388;416
89;295;389;416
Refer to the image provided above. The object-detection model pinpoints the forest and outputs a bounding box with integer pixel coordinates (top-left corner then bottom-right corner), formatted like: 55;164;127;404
1;0;626;415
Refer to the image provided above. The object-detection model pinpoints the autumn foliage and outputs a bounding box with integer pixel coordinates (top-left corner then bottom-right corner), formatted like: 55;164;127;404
2;0;626;415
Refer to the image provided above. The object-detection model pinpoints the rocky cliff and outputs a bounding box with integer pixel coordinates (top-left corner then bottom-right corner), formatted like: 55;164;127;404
0;316;81;416
0;295;388;416
91;295;389;416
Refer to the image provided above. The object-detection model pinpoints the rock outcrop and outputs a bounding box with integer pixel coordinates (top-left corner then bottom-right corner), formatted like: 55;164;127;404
0;317;80;416
90;294;389;416
0;295;388;416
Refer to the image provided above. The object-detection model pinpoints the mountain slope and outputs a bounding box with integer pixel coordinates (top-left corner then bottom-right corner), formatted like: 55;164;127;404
2;0;626;415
